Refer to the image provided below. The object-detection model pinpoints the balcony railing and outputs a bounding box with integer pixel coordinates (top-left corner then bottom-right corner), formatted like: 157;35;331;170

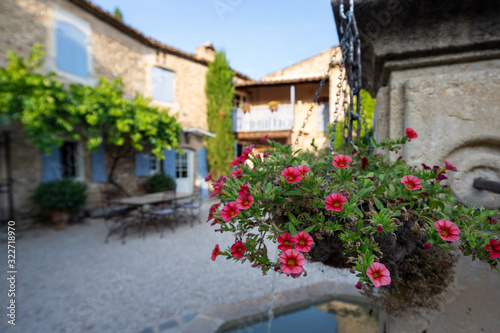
232;104;294;132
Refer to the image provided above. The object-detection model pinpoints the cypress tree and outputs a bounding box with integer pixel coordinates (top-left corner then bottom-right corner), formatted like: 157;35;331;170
205;50;235;178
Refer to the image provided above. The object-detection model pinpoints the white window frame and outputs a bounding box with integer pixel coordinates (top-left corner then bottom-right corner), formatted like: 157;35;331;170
233;92;248;108
47;9;95;85
149;153;161;176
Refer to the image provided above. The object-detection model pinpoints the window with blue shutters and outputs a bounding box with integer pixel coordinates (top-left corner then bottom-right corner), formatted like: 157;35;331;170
163;148;176;179
152;67;175;102
41;147;62;182
55;20;89;78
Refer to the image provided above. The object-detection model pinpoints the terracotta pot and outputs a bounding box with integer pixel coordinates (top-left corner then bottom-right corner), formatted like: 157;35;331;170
49;210;70;229
269;105;278;112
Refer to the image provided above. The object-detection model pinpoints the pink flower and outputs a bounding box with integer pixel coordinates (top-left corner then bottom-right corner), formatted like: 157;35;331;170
279;249;306;274
443;159;457;172
261;134;269;142
368;177;376;181
291;232;314;252
325;193;348;211
238;183;250;195
366;262;391;287
281;167;302;183
485;239;500;259
405;128;418;140
236;194;254;210
220;202;239;222
296;165;310;179
290;272;302;279
210;218;220;226
278;233;295;251
206;203;221;223
263;152;272;158
209;175;228;198
355;281;363;290
422;192;430;197
230;156;242;167
231;241;246;258
205;172;213;182
434;220;460;241
422;163;431;170
401;175;422;190
422;243;432;249
361;157;369;170
232;168;243;179
239;144;255;163
486;216;498;225
332;155;353;169
375;225;384;232
436;173;448;181
211;244;220;261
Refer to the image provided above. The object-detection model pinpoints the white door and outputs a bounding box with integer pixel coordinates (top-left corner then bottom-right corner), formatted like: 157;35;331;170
175;149;194;194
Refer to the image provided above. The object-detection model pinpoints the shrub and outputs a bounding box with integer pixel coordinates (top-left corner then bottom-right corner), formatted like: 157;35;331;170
146;173;176;193
32;178;87;213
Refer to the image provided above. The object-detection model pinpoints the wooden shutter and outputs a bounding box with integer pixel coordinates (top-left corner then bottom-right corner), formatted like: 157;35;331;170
134;153;150;177
41;147;62;182
163;148;176;179
197;148;209;198
152;67;174;102
56;20;89;78
91;143;107;182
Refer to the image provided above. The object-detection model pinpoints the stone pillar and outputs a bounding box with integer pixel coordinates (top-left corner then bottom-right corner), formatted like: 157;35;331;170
331;1;500;332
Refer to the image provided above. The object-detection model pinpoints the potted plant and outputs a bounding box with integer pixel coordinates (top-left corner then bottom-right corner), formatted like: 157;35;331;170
32;178;87;228
268;100;280;112
240;102;251;113
206;129;500;314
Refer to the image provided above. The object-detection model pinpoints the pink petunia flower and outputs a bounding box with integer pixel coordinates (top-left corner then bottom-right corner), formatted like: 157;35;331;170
366;262;391;287
325;193;348;211
206;203;221;223
220;202;239;222
405;128;418;140
239;144;255;163
279;249;306;274
291;232;314;252
355;281;363;290
205;172;213;182
209;175;228;198
211;244;220;261
281;167;302;183
375;225;384;232
231;241;247;258
485;239;500;259
238;183;250;195
261;134;269;142
401;175;422;190
332;155;353;169
230;156;242;167
296;165;311;179
423;243;432;249
443;159;458;172
236;194;254;210
422;163;431;170
434;220;460;241
486;216;498;225
278;233;295;251
232;168;243;179
361;157;369;170
210;218;220;226
436;173;448;181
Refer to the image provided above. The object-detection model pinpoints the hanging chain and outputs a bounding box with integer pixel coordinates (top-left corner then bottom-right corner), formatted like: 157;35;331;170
293;48;339;148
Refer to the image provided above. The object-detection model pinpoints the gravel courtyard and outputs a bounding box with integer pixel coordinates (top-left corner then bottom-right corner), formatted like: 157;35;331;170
0;199;357;333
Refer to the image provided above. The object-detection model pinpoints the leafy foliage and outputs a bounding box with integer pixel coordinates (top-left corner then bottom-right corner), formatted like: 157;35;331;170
146;173;176;193
31;178;87;213
0;44;182;189
205;50;235;179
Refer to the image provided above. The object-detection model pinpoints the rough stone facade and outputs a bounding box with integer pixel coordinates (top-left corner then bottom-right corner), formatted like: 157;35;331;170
0;0;250;223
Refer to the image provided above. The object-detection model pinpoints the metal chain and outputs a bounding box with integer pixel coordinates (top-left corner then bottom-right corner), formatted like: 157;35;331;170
293;48;339;148
329;52;346;158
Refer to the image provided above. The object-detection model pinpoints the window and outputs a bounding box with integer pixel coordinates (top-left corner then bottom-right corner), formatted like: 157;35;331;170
233;93;247;108
149;153;160;175
176;152;188;178
61;142;84;181
152;67;174;102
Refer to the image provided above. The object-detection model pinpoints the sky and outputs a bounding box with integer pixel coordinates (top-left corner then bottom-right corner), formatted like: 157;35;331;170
90;0;339;80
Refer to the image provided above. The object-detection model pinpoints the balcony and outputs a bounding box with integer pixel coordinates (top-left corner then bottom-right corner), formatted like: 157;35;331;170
231;104;294;133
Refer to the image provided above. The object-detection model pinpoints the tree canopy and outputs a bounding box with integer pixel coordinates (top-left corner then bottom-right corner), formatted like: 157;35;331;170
205;50;235;178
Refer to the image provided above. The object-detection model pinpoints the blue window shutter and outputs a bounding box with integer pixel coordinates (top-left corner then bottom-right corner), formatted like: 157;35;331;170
135;153;150;177
91;144;107;182
152;67;174;102
163;148;176;179
41;147;62;182
197;148;209;198
317;102;330;132
56;20;89;78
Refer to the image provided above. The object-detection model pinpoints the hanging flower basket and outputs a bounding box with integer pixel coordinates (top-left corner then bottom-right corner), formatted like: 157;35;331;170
240;103;251;113
268;100;280;112
206;130;500;314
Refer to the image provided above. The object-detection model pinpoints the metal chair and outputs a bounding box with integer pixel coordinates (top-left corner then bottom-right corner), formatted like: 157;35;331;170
141;187;178;237
176;187;202;227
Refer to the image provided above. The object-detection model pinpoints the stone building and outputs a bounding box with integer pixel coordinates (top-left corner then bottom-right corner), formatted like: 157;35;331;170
233;47;343;154
0;0;250;223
